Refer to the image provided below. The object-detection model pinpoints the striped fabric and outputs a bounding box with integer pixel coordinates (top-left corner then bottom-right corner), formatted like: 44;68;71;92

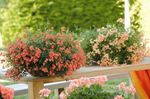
131;70;150;99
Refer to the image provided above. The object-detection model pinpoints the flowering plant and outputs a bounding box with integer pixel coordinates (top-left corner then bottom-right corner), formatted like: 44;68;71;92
39;88;52;99
39;76;136;99
2;32;86;80
0;84;14;99
87;23;144;66
60;76;136;99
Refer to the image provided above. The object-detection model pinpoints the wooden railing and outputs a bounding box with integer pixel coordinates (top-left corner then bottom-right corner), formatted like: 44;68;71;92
0;57;150;99
5;73;129;96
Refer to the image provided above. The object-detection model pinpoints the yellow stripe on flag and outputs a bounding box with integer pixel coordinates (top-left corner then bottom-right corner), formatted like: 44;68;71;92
130;72;149;99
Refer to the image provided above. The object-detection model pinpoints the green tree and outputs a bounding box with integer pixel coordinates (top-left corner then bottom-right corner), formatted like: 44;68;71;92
0;0;124;45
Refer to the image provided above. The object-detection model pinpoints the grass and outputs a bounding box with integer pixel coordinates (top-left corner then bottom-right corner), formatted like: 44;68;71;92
14;95;28;99
107;78;129;85
0;80;15;86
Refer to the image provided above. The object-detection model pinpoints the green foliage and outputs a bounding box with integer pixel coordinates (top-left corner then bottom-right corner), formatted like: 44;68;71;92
67;84;133;99
0;0;124;45
130;0;142;31
67;84;116;99
80;23;124;54
0;95;3;99
78;29;100;54
0;0;7;8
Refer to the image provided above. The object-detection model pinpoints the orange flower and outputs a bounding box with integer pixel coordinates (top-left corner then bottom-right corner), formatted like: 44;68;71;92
118;82;126;89
0;85;14;99
114;95;124;99
98;35;105;42
29;46;34;50
41;67;48;73
35;48;41;58
3;32;86;80
39;88;51;98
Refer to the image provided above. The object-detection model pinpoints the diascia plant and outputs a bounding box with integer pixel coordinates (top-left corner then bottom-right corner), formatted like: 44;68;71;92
87;24;144;66
0;84;14;99
1;32;86;80
39;76;136;99
59;76;136;99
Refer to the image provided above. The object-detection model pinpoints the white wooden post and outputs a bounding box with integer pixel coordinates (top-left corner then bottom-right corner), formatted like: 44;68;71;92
124;0;130;32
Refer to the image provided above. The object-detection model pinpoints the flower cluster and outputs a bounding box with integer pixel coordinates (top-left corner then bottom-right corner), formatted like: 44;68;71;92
39;76;136;99
114;82;136;99
62;75;108;95
0;84;14;99
87;25;144;66
60;76;136;99
2;32;86;80
39;88;51;98
118;82;136;95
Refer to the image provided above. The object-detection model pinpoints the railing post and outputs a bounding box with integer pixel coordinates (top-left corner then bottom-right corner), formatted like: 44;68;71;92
54;89;59;98
28;81;44;99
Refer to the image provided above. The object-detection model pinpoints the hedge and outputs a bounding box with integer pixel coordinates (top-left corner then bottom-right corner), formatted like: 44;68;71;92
0;0;141;45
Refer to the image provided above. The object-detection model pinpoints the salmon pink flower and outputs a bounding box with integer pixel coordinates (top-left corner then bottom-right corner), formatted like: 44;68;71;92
0;84;14;99
118;82;126;90
124;86;136;94
60;92;66;99
51;45;55;49
42;67;48;73
29;46;34;50
39;88;51;98
98;35;105;42
114;95;124;99
35;48;41;58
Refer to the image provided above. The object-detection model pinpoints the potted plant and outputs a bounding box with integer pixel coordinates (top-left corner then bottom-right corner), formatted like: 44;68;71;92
1;31;86;80
84;20;145;66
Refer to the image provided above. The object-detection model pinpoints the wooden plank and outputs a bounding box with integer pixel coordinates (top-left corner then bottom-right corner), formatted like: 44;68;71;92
19;62;150;83
1;57;150;83
28;81;44;99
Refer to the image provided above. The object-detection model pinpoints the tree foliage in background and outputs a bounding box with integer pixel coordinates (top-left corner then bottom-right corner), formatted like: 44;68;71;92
130;0;142;31
0;0;7;8
0;0;124;45
0;0;141;45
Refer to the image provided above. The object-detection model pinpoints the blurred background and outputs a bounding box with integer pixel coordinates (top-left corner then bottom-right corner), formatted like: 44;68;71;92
0;0;149;48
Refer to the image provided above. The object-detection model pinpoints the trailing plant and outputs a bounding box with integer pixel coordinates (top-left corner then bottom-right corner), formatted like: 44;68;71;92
84;19;145;66
0;31;86;80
